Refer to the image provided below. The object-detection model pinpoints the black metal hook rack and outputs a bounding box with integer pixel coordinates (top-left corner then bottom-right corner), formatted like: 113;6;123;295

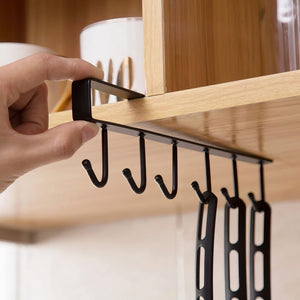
72;78;273;300
72;78;271;165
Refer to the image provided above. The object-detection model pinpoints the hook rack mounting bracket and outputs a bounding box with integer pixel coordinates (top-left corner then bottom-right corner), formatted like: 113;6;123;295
72;78;272;165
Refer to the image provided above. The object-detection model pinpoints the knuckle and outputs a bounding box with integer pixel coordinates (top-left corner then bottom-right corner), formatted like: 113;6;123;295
33;52;52;63
69;58;81;77
32;52;53;76
40;82;48;93
38;82;48;99
53;137;77;160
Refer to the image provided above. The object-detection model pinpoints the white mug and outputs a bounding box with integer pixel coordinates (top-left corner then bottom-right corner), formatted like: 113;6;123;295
80;17;145;105
0;42;66;111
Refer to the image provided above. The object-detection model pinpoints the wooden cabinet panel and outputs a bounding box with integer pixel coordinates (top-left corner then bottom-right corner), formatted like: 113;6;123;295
25;0;142;57
0;0;26;42
164;0;280;92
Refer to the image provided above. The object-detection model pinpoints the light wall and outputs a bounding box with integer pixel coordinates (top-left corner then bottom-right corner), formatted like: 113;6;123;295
1;200;300;299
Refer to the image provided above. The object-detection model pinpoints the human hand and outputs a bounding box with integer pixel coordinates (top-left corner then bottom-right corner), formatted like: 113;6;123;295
0;53;103;192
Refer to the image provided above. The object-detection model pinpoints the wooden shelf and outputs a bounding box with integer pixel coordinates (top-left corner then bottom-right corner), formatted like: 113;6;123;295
0;70;299;232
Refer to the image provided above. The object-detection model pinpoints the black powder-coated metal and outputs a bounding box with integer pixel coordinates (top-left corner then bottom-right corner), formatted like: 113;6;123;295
72;78;272;165
82;124;108;188
72;78;273;300
194;192;218;300
224;200;247;300
204;149;212;192
192;150;218;300
248;162;271;300
249;202;271;300
222;156;247;300
154;141;178;199
122;132;147;194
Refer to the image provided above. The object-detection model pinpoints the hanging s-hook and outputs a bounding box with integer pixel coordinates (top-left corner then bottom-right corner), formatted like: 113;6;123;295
154;140;178;199
221;155;247;300
248;161;271;300
191;148;218;300
122;132;147;194
82;124;108;188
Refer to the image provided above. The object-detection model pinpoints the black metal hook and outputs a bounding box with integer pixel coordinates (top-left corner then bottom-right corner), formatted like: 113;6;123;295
154;140;178;199
248;161;265;212
248;192;263;212
221;188;236;208
222;155;248;300
191;149;212;203
248;161;271;300
82;124;108;188
191;181;207;204
192;149;218;300
221;155;239;208
122;132;146;194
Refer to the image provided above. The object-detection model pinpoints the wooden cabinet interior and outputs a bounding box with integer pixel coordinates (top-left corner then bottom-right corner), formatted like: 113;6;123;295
25;0;142;57
1;0;281;93
163;0;280;92
0;0;142;57
0;1;26;43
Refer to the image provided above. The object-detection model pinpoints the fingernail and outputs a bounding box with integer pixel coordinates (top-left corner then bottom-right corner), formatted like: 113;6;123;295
81;123;99;144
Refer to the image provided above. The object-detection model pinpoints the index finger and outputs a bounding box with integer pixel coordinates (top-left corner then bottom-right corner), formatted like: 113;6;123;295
1;53;103;106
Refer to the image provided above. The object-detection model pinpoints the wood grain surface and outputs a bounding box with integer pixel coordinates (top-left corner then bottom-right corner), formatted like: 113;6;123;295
163;0;280;92
142;0;166;96
0;0;26;43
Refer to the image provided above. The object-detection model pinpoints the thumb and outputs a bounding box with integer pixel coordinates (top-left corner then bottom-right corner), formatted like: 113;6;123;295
21;121;99;170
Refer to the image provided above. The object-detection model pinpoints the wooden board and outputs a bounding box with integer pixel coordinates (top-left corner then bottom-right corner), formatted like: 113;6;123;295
163;0;281;92
0;0;26;43
142;0;166;96
50;70;300;127
0;71;299;231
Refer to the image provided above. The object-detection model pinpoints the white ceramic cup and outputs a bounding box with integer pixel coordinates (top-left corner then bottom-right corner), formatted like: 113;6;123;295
80;17;145;105
0;42;66;111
